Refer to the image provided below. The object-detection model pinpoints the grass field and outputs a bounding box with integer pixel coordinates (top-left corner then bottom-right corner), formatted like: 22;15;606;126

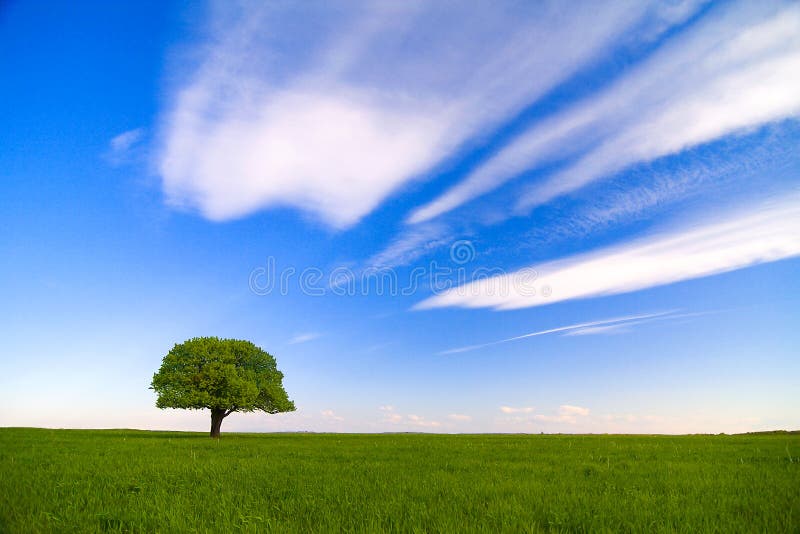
0;428;798;532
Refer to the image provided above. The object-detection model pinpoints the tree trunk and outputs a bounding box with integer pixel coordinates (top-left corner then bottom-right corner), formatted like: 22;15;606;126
210;408;226;438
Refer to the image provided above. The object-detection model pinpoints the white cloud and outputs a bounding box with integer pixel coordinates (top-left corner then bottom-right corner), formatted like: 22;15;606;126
320;409;343;421
563;322;638;336
161;88;448;227
499;404;590;425
287;332;319;345
416;193;800;311
365;223;451;269
411;1;800;222
159;1;681;228
107;128;144;164
383;413;404;424
380;407;441;428
378;405;441;427
440;311;674;354
559;405;590;417
448;414;472;422
500;406;535;414
110;128;144;153
406;414;441;428
525;127;798;244
529;405;590;424
492;408;786;434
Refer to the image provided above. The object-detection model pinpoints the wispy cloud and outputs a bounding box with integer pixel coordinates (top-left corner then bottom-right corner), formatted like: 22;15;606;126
417;193;800;311
365;222;452;269
525;124;800;244
448;414;472;422
500;406;535;414
441;311;674;354
159;1;688;228
320;409;344;421
494;408;777;433
500;404;591;425
519;3;800;212
410;1;800;223
563;321;644;336
559;405;590;417
380;406;441;428
287;332;320;345
532;405;591;424
405;414;441;428
560;310;721;335
106;128;144;164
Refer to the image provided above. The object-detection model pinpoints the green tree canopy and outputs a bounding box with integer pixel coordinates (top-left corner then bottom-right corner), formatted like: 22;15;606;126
151;337;295;437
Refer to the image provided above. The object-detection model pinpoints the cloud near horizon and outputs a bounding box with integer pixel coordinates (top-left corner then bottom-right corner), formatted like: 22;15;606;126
380;405;441;428
500;406;535;414
500;405;591;425
320;409;344;422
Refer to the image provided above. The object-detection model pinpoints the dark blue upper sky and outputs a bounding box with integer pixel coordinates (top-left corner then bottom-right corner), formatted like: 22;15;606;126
1;0;798;432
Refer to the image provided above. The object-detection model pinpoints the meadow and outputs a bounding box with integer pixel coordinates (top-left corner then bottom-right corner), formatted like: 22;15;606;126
0;428;797;532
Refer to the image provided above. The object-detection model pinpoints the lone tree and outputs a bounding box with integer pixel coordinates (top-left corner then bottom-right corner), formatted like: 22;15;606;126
151;337;295;437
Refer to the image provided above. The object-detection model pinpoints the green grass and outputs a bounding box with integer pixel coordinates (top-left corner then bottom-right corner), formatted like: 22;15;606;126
0;428;798;532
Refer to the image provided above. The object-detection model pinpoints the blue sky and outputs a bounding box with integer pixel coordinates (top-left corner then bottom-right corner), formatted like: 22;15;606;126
1;0;798;433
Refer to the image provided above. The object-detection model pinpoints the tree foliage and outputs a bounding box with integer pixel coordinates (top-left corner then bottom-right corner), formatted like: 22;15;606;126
151;337;294;435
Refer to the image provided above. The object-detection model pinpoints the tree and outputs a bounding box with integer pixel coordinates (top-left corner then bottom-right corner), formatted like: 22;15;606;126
151;337;295;437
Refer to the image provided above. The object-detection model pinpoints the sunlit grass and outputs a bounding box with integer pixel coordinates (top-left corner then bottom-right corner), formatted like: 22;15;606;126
0;428;797;532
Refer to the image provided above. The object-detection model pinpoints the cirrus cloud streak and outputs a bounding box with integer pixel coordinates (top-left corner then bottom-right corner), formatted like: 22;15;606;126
159;1;695;228
410;1;800;223
417;194;800;311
